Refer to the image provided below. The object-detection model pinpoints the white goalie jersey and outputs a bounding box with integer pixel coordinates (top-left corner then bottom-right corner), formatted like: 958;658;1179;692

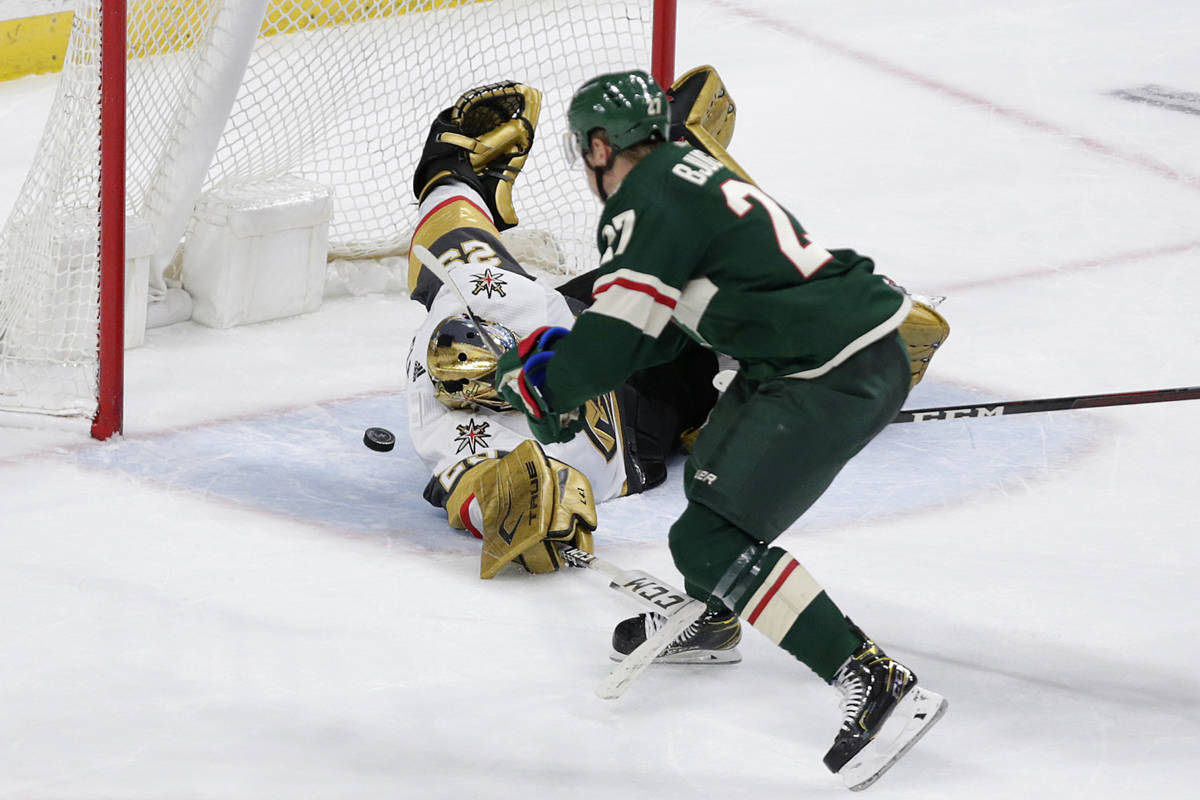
405;185;634;507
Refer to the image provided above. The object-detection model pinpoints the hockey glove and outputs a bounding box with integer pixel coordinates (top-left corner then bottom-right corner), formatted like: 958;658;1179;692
495;326;584;444
442;442;596;578
898;298;951;389
411;81;542;230
667;65;752;182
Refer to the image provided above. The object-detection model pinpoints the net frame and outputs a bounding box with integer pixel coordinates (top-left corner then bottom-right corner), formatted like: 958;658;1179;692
96;0;127;439
0;0;677;439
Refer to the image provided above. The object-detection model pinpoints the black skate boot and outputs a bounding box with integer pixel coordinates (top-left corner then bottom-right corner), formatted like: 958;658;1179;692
611;607;742;664
823;625;948;791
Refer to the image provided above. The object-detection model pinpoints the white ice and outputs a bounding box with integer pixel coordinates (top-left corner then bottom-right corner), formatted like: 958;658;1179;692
2;1;1199;797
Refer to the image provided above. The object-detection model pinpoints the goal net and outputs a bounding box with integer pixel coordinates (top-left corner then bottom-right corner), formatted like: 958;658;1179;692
0;0;674;436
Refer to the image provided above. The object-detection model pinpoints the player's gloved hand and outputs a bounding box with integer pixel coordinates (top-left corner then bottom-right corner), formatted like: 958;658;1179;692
411;81;541;230
495;326;584;444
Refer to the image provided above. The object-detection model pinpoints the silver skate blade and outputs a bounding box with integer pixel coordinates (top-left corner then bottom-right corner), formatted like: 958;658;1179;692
607;647;742;665
839;686;948;792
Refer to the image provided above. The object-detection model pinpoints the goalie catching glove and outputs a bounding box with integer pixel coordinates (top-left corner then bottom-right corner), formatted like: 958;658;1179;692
667;64;752;183
494;326;585;444
412;81;542;230
445;440;598;578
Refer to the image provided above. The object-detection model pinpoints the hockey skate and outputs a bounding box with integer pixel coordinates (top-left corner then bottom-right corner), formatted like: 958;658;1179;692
823;631;947;791
611;607;742;664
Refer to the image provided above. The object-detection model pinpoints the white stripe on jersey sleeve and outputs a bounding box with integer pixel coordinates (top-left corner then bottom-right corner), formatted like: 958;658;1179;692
589;268;681;337
674;276;719;337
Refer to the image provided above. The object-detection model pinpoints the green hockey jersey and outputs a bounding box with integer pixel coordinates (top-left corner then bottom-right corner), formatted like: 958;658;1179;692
543;143;911;411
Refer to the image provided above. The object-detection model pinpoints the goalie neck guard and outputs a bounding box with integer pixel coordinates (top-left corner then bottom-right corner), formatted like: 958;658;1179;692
427;315;519;411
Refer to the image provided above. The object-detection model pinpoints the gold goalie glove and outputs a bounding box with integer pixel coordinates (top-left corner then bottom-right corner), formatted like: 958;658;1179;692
667;64;753;183
898;298;950;389
411;81;542;230
444;440;597;579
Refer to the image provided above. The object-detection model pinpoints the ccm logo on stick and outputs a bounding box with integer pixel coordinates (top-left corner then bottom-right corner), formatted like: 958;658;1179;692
910;406;1005;421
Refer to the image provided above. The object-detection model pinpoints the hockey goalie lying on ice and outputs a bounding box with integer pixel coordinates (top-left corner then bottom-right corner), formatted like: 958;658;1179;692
400;70;949;581
403;81;719;579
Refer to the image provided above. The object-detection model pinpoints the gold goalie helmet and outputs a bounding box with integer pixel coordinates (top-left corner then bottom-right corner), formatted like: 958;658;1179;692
427;315;519;411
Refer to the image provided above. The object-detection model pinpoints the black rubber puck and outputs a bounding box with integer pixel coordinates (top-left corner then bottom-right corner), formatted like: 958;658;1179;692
363;427;396;452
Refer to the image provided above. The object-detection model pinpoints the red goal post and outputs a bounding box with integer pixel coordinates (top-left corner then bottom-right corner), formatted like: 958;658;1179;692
0;0;678;440
95;0;127;439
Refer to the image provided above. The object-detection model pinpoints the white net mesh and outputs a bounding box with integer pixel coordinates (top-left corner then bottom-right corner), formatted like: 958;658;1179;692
0;5;104;418
0;0;660;420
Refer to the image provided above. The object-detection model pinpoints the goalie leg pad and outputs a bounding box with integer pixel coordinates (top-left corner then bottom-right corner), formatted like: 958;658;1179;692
897;300;950;389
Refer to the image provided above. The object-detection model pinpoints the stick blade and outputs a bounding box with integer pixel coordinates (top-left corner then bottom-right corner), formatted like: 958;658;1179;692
595;600;706;700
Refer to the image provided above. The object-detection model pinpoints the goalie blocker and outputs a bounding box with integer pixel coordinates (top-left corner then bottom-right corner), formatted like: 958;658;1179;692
404;81;721;580
429;440;598;578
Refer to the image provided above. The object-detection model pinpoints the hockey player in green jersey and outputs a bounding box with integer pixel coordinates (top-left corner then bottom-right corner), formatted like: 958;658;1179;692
495;69;948;790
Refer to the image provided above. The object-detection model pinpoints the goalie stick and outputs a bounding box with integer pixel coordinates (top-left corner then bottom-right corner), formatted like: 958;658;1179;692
893;384;1200;423
411;244;504;357
558;546;707;700
361;244;505;445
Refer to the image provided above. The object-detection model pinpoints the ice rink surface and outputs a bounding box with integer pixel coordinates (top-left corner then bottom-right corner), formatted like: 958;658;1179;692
2;1;1199;797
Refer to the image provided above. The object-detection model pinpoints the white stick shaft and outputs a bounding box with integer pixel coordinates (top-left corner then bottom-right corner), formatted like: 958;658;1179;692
559;546;706;699
596;600;705;700
410;244;502;357
559;547;694;616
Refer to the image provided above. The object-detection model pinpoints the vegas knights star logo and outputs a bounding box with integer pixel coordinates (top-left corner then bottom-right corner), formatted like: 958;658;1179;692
454;418;492;454
470;269;507;299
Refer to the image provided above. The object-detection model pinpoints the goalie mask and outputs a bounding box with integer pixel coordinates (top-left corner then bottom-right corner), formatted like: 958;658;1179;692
427;315;518;411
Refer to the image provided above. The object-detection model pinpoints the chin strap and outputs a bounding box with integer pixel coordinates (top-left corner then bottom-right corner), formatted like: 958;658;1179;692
589;149;619;201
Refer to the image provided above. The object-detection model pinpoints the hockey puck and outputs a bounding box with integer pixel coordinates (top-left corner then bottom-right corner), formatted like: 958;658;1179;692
363;427;396;453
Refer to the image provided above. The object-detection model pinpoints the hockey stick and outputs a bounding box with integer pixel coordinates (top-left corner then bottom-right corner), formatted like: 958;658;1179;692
892;385;1200;423
413;243;699;693
361;245;503;444
558;546;707;700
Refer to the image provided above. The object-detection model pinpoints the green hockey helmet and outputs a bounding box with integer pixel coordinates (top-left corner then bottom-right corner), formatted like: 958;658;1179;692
566;70;669;159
